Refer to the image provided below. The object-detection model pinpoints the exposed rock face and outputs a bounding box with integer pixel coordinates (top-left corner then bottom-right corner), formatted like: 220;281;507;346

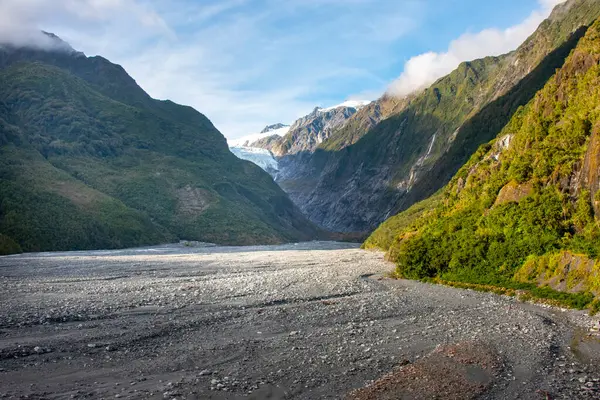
248;134;284;155
272;105;363;156
494;181;534;206
319;95;411;151
580;127;600;217
272;0;600;233
238;103;371;180
261;123;288;134
176;186;212;216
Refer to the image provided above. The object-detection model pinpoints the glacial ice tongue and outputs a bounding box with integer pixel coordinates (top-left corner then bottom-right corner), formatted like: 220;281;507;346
229;146;278;176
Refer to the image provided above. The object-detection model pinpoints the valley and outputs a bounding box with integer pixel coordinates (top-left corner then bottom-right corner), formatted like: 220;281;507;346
3;0;600;398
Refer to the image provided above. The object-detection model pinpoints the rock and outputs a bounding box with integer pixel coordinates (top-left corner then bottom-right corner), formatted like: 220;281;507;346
33;346;43;353
199;369;212;376
87;343;97;348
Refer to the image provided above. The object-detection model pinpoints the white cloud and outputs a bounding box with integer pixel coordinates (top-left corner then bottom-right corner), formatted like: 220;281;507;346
387;0;567;97
0;0;172;50
0;0;420;139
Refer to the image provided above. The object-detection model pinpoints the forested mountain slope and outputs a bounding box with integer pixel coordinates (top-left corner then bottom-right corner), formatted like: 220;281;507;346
366;15;600;304
0;37;320;254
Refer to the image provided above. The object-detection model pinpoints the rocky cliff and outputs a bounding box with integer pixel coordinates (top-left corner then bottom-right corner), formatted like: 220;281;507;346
271;102;369;156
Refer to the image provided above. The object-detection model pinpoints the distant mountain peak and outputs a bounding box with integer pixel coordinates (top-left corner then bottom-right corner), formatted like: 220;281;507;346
228;124;290;148
40;31;80;53
41;31;62;41
261;123;289;133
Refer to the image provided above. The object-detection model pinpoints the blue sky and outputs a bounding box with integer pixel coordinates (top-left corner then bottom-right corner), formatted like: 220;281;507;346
0;0;565;138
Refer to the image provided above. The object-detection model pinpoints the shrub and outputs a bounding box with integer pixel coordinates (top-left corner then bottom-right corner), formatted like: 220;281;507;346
0;234;22;255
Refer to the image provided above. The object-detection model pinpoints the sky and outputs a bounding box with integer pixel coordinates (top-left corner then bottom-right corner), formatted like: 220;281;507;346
0;0;566;139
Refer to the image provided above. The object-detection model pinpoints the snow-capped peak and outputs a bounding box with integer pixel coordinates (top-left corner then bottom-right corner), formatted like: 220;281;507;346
261;123;289;134
227;125;290;148
319;100;372;112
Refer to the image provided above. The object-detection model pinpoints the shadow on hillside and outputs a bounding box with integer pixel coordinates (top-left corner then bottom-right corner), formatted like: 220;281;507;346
277;109;445;233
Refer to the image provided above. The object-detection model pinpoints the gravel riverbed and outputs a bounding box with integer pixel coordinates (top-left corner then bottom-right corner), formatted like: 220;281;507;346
0;241;599;399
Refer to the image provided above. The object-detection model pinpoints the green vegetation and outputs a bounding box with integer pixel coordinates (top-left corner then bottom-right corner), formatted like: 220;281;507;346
362;192;442;251
0;46;319;252
0;233;21;255
590;299;600;316
429;279;594;310
366;16;600;310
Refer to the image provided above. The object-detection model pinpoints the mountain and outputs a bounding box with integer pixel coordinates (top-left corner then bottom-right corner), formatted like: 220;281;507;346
0;35;321;254
319;96;410;151
274;0;600;233
228;123;290;148
228;101;370;176
320;100;371;111
365;15;600;304
247;133;286;155
261;123;289;134
271;101;371;157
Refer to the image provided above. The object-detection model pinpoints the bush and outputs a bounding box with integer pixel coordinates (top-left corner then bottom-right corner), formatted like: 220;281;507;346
0;233;22;255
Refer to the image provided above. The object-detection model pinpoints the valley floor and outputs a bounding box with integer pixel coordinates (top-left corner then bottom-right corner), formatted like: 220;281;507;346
0;242;599;399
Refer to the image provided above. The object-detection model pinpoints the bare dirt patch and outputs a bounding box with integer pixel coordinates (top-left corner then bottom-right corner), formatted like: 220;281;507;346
347;342;501;400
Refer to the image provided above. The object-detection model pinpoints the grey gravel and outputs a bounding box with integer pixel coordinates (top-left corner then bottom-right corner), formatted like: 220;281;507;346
0;241;599;399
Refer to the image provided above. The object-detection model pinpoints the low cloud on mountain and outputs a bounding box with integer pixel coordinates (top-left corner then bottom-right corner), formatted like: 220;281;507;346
387;0;567;97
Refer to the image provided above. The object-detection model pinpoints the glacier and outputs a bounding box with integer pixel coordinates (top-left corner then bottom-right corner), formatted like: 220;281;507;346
229;146;279;176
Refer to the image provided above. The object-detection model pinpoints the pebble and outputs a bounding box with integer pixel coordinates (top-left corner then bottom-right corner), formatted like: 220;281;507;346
1;244;599;399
